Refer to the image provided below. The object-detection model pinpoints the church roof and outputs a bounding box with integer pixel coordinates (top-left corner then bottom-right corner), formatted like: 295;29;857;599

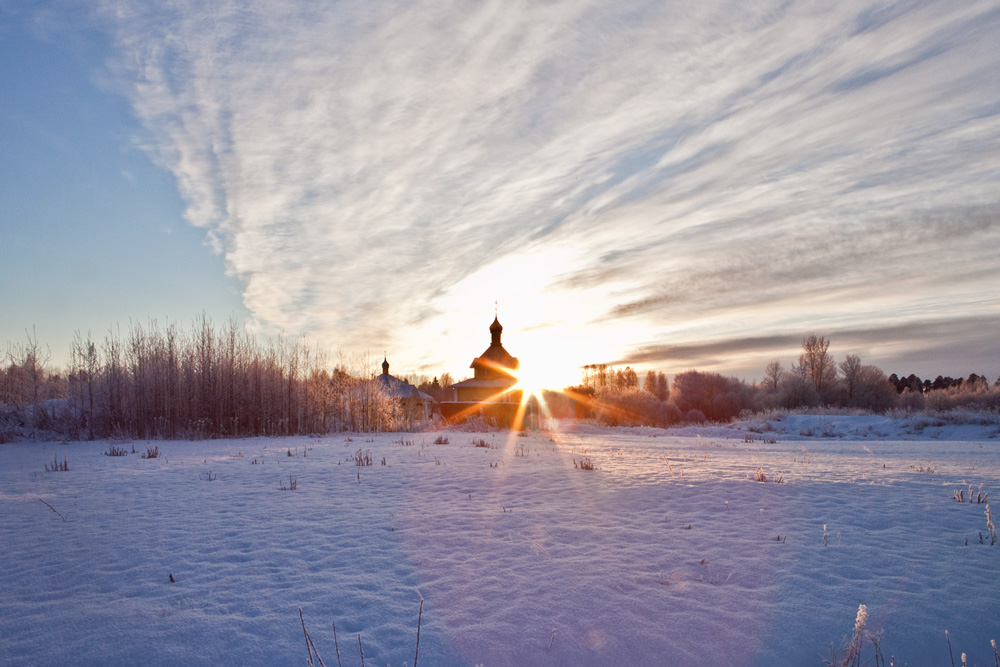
462;316;519;382
472;343;518;368
374;373;434;401
349;357;434;401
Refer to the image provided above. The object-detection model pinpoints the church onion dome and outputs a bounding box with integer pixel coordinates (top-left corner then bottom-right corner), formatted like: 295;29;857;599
490;316;503;345
470;316;518;378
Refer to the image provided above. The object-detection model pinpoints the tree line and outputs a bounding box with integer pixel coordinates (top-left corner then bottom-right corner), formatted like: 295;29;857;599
3;324;998;439
564;334;1000;427
0;316;410;441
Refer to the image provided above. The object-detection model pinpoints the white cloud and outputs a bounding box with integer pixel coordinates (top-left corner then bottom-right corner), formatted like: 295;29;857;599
98;0;1000;378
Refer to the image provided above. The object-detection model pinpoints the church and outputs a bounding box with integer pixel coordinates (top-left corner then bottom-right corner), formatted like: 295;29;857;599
440;316;525;425
344;356;434;430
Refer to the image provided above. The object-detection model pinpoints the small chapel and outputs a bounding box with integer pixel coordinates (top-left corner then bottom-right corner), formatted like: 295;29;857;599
440;316;524;425
344;356;434;430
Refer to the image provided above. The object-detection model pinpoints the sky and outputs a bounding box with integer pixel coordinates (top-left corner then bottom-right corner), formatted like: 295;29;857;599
2;0;999;387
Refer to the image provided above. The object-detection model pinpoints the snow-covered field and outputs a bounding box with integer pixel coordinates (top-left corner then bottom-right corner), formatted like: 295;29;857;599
1;414;999;666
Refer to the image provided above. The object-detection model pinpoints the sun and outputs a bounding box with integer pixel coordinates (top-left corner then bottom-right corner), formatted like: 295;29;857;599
510;346;581;402
511;366;547;403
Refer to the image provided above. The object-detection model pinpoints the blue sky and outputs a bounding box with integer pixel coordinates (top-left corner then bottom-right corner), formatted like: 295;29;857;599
1;2;249;366
2;0;999;385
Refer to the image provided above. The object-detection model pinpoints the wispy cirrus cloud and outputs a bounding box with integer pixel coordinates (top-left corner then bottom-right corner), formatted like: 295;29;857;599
616;314;1000;379
97;0;1000;378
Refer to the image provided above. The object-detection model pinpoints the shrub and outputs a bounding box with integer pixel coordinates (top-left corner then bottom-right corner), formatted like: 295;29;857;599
44;452;69;472
141;446;160;459
592;387;676;427
684;409;707;424
672;370;754;421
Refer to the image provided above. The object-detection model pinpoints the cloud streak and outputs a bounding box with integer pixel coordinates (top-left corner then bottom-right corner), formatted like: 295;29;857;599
97;0;1000;379
616;314;1000;378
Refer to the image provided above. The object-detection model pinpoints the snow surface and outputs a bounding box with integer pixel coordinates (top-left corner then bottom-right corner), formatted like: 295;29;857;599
1;415;999;666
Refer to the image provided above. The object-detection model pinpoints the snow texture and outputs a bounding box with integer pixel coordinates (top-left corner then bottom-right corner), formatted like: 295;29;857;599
1;414;999;666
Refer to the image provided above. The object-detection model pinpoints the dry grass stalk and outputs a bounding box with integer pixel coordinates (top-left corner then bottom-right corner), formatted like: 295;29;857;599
332;620;342;667
45;452;70;472
413;598;423;667
662;456;675;476
299;607;328;667
842;604;868;667
38;498;67;522
300;602;426;667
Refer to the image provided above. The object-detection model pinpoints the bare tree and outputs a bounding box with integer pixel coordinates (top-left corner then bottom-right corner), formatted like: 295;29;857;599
778;365;820;408
6;329;52;436
764;360;783;392
840;354;863;400
672;370;750;422
581;364;611;389
640;371;670;401
853;364;896;411
69;331;99;439
655;372;669;401
643;370;657;395
799;334;837;395
342;352;394;432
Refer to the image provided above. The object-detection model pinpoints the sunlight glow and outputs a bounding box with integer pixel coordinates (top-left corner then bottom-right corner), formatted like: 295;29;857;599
511;361;561;401
512;333;586;391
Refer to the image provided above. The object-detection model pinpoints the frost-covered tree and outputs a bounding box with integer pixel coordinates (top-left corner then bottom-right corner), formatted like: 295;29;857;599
839;354;863;400
655;371;669;402
643;370;657;395
672;370;751;422
777;364;820;408
799;334;837;395
845;364;896;411
966;373;989;392
641;370;670;401
615;367;639;389
764;360;783;392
